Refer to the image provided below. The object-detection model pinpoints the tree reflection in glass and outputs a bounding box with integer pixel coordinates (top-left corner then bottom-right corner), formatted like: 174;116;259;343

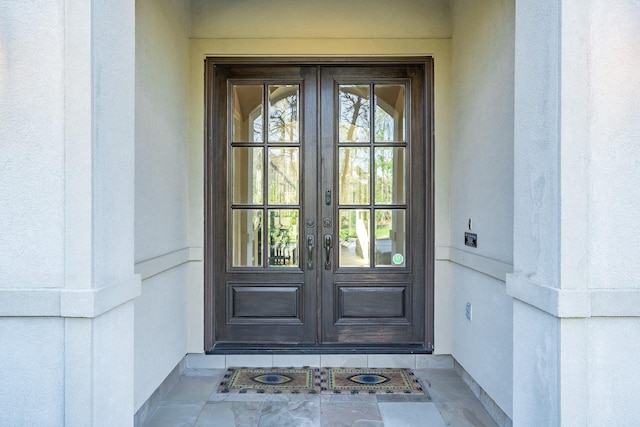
339;85;370;143
268;147;299;205
339;147;370;205
374;147;405;205
268;209;298;267
268;85;299;143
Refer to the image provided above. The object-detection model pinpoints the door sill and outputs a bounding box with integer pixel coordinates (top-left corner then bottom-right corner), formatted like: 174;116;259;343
207;344;431;355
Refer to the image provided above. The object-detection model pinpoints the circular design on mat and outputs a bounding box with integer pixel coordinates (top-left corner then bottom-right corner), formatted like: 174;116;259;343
251;374;293;385
347;374;390;385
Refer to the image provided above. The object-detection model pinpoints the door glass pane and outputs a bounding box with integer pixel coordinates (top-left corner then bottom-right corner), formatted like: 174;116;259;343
374;147;405;205
268;209;299;267
375;209;406;267
232;85;263;142
338;147;370;205
339;209;370;267
268;147;299;205
339;85;370;142
233;147;263;204
231;209;263;267
268;85;299;143
375;85;405;142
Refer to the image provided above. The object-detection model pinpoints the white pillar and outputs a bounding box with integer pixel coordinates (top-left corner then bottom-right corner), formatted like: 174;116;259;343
0;0;139;425
510;1;562;422
510;0;640;425
65;1;139;425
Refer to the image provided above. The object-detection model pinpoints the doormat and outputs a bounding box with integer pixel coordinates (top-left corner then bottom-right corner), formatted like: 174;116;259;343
218;367;321;394
217;367;424;395
321;367;424;394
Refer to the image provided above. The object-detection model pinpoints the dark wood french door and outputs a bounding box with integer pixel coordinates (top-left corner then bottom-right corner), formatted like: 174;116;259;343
205;59;433;351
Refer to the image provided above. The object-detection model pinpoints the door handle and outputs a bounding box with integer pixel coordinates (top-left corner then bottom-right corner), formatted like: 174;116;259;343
324;234;333;270
307;235;315;270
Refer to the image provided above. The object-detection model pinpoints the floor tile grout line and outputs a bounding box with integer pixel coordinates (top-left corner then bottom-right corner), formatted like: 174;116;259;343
141;367;498;427
190;400;208;427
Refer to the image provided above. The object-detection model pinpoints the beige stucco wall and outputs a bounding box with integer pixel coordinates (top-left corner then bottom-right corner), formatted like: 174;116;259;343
134;0;192;410
190;0;452;39
186;0;454;355
448;0;514;418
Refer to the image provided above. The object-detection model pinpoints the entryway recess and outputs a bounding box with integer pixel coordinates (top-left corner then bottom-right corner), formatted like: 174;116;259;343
204;58;434;353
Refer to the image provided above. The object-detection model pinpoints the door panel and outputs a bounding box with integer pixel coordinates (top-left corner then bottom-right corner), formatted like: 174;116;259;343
228;284;302;321
209;65;318;345
336;283;409;319
205;60;431;350
320;66;425;344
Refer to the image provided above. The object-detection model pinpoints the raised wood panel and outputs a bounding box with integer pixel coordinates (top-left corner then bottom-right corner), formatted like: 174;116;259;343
336;283;409;320
228;284;302;322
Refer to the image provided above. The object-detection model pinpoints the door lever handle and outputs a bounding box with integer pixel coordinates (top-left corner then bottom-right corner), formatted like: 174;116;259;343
307;235;315;270
324;234;333;270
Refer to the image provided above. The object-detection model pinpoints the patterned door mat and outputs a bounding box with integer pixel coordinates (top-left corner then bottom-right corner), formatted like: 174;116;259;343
217;367;424;395
218;367;319;394
322;367;424;395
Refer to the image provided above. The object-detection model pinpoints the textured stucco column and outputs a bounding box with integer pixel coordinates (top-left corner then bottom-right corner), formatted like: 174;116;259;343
510;0;640;425
0;1;139;425
64;1;139;425
510;1;563;423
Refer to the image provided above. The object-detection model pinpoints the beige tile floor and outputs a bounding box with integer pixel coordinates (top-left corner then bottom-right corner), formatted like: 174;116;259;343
140;367;499;426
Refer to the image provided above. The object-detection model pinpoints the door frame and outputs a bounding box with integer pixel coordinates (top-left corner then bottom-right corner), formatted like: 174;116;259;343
204;57;435;353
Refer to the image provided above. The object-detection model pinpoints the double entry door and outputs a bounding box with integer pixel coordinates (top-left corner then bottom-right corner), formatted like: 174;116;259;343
205;60;432;350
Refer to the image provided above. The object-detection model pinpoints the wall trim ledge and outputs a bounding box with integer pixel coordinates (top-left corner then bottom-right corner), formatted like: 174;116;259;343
135;247;204;280
0;274;141;318
506;274;640;318
436;246;512;282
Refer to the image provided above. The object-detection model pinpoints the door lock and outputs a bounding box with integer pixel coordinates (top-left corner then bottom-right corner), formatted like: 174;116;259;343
325;189;332;205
